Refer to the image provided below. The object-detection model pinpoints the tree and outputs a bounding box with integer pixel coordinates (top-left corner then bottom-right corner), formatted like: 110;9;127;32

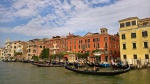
92;50;99;53
32;55;39;62
14;52;23;56
14;52;23;60
40;48;49;59
82;52;89;59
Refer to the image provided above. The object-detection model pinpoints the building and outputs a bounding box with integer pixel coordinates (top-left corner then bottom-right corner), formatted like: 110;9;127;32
66;28;120;63
4;39;27;60
26;39;47;60
45;36;67;55
119;17;150;66
0;48;6;60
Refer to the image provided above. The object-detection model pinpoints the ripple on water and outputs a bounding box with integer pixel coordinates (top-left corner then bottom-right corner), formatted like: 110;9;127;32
0;62;150;84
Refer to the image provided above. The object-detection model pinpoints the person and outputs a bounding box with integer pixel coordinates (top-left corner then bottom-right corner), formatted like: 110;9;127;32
111;59;115;65
117;60;122;68
110;59;116;70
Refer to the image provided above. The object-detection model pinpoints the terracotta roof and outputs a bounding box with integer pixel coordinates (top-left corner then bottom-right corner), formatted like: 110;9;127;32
118;17;139;22
139;17;150;21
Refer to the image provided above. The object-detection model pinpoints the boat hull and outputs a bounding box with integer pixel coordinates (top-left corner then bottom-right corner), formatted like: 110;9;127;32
65;65;130;76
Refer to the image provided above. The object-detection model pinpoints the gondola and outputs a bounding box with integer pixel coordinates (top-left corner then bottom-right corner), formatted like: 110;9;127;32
99;63;110;67
74;62;85;68
36;64;64;67
22;60;31;63
65;64;130;76
86;62;126;68
3;59;17;62
86;62;101;67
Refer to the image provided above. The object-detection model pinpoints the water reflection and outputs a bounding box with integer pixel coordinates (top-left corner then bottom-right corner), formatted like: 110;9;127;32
0;62;150;84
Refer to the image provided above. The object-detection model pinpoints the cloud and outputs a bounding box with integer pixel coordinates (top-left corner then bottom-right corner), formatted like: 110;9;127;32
0;0;150;38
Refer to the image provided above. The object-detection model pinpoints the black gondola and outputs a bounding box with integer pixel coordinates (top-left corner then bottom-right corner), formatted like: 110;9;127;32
86;62;128;69
65;65;130;76
22;60;31;63
36;64;64;67
86;62;110;67
74;62;85;68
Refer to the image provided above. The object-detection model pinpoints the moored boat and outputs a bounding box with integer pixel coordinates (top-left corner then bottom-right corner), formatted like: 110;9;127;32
65;64;130;76
74;62;85;68
36;64;64;67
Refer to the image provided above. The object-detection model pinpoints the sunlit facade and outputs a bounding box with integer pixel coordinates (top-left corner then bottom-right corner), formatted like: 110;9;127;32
119;17;150;65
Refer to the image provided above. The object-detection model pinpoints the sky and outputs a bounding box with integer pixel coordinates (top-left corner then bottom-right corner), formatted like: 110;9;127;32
0;0;150;47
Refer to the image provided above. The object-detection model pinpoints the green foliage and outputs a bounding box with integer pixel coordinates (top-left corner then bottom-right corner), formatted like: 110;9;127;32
10;57;15;59
92;50;99;53
76;52;89;59
40;48;49;59
14;52;22;56
32;55;39;61
82;52;89;58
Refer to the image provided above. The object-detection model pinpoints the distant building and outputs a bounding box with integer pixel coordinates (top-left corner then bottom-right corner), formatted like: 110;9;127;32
119;17;150;65
26;39;47;60
0;48;6;60
45;35;68;55
66;28;120;63
4;39;27;60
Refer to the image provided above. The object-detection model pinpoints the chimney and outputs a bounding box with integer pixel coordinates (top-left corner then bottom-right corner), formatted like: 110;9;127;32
100;28;108;34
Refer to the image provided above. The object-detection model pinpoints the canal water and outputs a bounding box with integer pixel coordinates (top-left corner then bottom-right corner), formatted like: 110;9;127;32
0;61;150;84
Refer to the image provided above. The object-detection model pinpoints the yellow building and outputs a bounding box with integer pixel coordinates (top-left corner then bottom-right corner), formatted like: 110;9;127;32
119;17;150;66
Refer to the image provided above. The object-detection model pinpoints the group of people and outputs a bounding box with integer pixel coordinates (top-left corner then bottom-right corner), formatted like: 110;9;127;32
110;58;128;70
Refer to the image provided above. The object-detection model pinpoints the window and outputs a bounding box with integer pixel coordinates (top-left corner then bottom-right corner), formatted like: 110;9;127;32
122;34;126;39
97;43;100;48
70;41;72;44
120;23;125;28
123;55;127;59
145;54;149;59
126;22;130;26
97;38;100;41
105;56;108;62
78;40;80;44
74;46;76;49
104;37;107;41
33;50;36;53
88;39;90;43
81;40;82;44
114;51;116;54
132;43;136;49
143;22;148;26
123;44;126;49
82;45;85;50
105;43;107;48
88;44;90;48
132;21;136;25
144;42;148;48
131;33;136;38
70;46;72;50
40;46;42;48
142;31;148;37
133;55;137;59
93;38;96;42
74;41;76;44
94;44;95;48
28;49;30;52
